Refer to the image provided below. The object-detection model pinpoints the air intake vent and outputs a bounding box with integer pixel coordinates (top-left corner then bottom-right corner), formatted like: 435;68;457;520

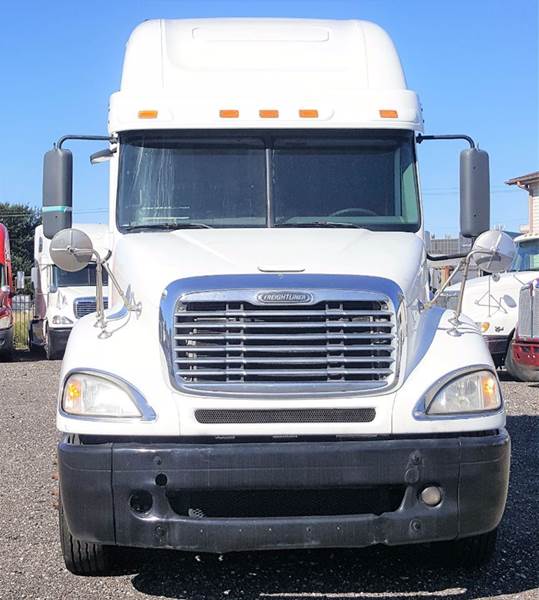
195;408;376;424
73;297;108;319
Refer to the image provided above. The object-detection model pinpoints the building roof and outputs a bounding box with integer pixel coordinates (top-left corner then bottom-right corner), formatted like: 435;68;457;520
505;171;539;186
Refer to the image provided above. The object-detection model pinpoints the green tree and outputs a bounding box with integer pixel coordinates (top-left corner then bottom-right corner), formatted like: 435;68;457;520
0;203;41;278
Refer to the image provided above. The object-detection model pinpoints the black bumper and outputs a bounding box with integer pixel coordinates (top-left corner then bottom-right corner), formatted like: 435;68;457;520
59;430;510;553
49;327;71;350
485;335;510;361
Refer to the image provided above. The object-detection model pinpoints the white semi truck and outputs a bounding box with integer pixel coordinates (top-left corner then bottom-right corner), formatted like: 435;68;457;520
440;232;539;377
30;224;109;359
42;19;513;575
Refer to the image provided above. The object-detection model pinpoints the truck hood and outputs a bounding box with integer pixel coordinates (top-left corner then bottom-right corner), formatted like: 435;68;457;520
112;229;425;306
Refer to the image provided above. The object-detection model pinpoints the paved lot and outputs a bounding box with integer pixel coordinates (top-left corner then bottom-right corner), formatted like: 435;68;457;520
0;356;537;600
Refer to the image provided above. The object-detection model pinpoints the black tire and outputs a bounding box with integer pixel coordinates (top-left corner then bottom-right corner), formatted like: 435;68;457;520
433;528;498;567
505;336;539;382
59;495;114;576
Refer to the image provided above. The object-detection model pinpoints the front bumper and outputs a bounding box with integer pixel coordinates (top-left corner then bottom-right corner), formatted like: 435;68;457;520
48;327;71;350
512;339;539;368
59;430;510;553
484;335;510;362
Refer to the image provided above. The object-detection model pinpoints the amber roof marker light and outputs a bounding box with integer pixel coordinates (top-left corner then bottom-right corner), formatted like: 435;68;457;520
219;109;240;118
138;110;159;119
379;109;398;118
259;109;279;118
299;109;319;118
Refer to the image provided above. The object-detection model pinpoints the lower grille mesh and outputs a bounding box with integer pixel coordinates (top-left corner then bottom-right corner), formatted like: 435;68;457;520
168;486;405;519
195;408;376;424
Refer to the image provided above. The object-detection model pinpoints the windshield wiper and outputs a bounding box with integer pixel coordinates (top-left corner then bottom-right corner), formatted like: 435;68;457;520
123;222;212;232
275;221;363;229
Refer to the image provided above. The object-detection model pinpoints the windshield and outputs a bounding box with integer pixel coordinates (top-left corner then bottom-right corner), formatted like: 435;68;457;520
117;130;420;232
52;264;108;288
511;239;539;272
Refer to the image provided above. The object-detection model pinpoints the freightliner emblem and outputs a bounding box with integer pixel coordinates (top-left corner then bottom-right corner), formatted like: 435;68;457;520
256;291;314;304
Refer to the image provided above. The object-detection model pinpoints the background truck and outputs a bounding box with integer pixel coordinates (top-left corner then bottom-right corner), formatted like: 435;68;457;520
440;232;539;375
507;277;539;381
43;18;512;575
0;223;14;359
30;224;109;359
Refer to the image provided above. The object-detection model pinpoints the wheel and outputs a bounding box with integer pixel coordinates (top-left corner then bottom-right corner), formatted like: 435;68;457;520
59;495;115;576
433;528;498;567
505;336;539;382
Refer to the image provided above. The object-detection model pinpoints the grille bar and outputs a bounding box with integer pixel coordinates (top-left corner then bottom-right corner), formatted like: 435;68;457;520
177;344;394;353
175;321;394;330
175;332;395;341
176;368;393;377
180;309;393;318
176;356;395;365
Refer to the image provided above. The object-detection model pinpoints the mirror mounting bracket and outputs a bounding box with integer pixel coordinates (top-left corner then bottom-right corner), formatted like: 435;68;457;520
416;133;476;149
56;134;115;149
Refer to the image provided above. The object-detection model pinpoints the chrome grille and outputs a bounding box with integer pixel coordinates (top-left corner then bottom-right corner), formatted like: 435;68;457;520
173;296;396;390
73;296;108;319
518;281;539;339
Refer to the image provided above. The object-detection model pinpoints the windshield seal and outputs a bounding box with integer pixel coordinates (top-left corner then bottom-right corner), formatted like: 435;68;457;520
116;129;421;234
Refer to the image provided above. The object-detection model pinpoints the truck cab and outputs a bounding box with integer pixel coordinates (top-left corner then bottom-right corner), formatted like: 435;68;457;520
0;223;14;359
30;224;109;359
43;19;511;574
441;232;539;371
507;277;539;381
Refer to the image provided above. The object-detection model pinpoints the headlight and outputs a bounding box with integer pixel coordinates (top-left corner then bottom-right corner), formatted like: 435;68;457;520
438;291;459;310
52;315;73;325
426;370;501;415
0;314;11;328
62;372;142;418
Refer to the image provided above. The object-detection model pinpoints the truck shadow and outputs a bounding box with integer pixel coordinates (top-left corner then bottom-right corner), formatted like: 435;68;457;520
123;414;538;600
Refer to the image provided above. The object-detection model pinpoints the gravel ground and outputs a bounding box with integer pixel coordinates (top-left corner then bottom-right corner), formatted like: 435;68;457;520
0;356;537;600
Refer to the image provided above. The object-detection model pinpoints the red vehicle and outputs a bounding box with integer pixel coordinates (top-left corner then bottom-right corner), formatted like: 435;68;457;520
506;278;539;381
0;224;14;359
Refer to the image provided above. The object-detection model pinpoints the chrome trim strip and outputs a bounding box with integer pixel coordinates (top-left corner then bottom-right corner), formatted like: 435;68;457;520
159;274;404;398
413;364;504;420
59;368;156;422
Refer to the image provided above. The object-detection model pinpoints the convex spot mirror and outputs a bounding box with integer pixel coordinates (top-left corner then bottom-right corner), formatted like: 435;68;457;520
50;228;94;272
470;230;516;274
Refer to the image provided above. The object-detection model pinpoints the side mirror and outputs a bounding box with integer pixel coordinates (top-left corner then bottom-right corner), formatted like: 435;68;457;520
30;266;38;290
470;230;516;274
49;228;94;272
90;147;115;165
460;148;490;238
16;271;25;290
43;148;73;239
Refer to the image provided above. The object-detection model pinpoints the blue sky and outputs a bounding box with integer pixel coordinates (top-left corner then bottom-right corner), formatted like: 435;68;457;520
0;0;537;235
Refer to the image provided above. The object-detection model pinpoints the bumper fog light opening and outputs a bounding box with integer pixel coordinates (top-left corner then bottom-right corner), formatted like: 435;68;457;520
420;485;442;507
129;490;153;515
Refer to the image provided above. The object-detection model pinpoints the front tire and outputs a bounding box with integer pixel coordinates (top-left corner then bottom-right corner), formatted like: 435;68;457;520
59;495;115;576
505;336;539;382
